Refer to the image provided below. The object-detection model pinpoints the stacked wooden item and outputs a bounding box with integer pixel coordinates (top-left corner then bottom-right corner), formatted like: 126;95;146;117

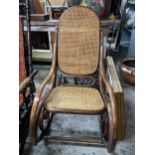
106;56;125;140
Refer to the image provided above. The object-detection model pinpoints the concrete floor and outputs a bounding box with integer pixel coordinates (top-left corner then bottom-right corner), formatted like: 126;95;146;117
23;48;135;155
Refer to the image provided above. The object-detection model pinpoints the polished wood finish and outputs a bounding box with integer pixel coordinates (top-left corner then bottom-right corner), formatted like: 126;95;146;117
106;56;125;140
19;70;38;94
99;32;117;152
44;135;102;143
29;6;117;152
29;32;57;144
45;135;106;147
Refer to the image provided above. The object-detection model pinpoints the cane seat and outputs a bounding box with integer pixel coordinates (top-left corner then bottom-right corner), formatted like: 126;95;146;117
45;86;105;114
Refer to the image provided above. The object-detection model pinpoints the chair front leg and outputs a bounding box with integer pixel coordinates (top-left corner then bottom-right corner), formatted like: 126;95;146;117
29;97;43;145
29;88;53;144
106;103;117;152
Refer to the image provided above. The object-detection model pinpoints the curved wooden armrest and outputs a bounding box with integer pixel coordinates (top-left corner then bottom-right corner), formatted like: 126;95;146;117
35;65;55;99
99;29;116;111
100;72;116;119
101;71;117;151
99;29;117;152
19;70;38;94
35;32;57;101
30;32;57;144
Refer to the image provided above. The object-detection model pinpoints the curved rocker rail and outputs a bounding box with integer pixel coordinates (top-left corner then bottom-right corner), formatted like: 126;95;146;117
19;70;38;94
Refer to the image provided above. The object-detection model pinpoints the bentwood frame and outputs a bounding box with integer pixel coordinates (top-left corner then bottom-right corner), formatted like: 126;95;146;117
29;6;117;153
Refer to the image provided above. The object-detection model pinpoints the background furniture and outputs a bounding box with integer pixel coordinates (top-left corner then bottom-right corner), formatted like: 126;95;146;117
19;16;37;155
24;0;127;62
19;1;37;154
106;56;125;140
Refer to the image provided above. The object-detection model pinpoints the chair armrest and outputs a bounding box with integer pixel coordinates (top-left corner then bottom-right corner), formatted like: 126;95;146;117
100;65;117;150
19;70;38;94
100;28;117;126
35;64;55;99
29;32;57;144
34;32;57;102
100;71;116;115
99;29;117;152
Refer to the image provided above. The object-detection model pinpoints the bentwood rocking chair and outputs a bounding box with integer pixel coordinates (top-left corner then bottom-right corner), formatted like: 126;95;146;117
30;6;117;153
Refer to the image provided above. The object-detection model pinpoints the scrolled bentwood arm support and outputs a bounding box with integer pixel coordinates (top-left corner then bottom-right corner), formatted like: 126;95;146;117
35;36;57;99
99;29;117;152
29;32;57;145
19;70;38;94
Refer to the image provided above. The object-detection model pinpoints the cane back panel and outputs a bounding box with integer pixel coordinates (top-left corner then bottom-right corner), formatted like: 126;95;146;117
58;6;100;75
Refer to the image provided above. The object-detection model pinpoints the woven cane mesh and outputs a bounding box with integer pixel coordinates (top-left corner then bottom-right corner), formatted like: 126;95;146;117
58;6;100;75
45;86;105;113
